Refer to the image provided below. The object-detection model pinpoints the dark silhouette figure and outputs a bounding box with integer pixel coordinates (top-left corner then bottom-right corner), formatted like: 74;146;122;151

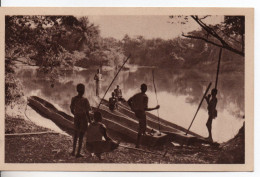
109;92;118;111
127;83;160;148
70;83;91;157
86;111;118;160
204;88;218;142
94;69;102;97
114;85;126;102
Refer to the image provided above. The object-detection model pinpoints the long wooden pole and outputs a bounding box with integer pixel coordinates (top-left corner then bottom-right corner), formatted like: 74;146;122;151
215;48;222;89
185;82;212;135
152;70;161;133
97;54;131;109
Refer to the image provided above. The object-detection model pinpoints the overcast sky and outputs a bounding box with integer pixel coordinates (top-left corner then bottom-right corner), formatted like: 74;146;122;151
88;15;224;40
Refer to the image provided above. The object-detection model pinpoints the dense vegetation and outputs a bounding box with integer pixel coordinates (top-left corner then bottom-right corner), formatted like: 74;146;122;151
5;15;244;105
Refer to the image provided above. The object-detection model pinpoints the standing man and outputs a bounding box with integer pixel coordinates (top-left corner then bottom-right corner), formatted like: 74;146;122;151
70;83;91;158
127;83;160;148
94;69;102;97
204;88;218;142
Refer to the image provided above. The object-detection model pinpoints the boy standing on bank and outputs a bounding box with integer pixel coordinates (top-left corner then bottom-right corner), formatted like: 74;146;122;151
128;83;160;148
70;83;91;157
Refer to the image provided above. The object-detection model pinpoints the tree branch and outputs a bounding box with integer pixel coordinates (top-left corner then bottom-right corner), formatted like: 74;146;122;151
189;15;244;57
182;34;244;57
191;15;228;46
182;34;223;48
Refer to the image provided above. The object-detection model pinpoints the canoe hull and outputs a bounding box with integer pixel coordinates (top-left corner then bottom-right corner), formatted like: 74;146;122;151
101;99;218;146
28;96;168;146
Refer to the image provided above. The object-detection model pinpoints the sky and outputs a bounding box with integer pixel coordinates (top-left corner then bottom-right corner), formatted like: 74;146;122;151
88;15;224;40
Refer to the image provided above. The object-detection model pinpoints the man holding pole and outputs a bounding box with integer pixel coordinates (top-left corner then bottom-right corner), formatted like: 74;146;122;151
127;84;160;148
204;88;218;142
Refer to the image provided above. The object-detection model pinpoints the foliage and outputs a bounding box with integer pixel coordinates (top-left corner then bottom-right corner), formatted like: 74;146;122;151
5;15;106;105
5;58;23;106
169;15;245;57
6;16;91;71
120;34;244;70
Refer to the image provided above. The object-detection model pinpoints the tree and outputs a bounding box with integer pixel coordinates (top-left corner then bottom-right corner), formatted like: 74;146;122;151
169;15;245;57
5;15;103;105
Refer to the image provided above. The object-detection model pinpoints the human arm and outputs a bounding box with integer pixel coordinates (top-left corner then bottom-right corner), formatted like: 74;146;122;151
100;124;112;141
143;96;160;111
85;99;91;123
94;74;97;81
127;96;133;108
204;94;211;104
145;105;160;111
70;97;75;115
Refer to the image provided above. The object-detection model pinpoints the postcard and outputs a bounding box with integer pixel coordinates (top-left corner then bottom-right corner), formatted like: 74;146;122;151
0;7;254;171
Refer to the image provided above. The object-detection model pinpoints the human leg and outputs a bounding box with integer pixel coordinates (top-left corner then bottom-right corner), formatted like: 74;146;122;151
76;132;84;157
71;130;78;155
206;117;213;141
135;113;146;148
136;132;142;148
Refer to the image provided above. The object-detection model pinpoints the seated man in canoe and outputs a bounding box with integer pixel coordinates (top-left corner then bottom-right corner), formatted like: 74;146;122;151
86;111;118;160
127;83;160;148
108;92;118;111
114;85;126;102
70;83;91;158
204;88;218;142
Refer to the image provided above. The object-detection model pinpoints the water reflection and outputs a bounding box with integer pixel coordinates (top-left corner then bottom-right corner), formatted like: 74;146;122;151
15;66;244;143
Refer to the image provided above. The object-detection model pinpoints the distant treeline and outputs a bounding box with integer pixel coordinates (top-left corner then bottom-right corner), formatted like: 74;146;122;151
6;15;244;72
5;15;244;105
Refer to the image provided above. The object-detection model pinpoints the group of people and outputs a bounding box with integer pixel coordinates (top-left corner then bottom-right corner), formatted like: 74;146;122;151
70;83;117;159
70;69;218;159
108;85;125;111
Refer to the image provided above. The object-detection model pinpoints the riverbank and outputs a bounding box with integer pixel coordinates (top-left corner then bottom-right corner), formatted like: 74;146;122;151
5;110;245;163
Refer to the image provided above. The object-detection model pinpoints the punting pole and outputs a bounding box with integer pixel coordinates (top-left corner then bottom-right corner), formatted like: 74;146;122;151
215;48;222;89
152;70;161;134
119;144;167;157
185;82;212;135
97;54;131;109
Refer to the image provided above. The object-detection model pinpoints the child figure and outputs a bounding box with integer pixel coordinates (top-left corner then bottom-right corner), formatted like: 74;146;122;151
86;112;118;160
204;88;218;142
70;83;91;158
108;92;118;111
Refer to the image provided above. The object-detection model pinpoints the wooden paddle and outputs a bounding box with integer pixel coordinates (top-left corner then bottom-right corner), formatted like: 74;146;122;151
152;70;161;134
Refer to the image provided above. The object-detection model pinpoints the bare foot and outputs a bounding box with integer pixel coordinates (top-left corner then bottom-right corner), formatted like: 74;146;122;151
76;154;84;158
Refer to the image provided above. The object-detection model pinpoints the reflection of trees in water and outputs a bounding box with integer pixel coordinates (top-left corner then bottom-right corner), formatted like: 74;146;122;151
117;68;244;114
16;66;244;117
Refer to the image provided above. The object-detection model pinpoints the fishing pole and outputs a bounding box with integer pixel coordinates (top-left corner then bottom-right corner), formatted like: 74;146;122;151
185;82;212;135
185;47;223;135
215;48;222;89
152;70;161;134
97;54;131;109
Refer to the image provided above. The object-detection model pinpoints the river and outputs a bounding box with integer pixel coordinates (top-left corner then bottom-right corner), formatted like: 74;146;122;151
14;65;245;143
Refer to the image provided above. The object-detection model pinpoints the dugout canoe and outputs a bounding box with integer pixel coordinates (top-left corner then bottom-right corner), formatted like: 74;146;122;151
28;96;169;146
100;99;219;146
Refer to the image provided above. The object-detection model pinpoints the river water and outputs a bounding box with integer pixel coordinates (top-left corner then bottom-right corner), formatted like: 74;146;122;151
15;65;244;143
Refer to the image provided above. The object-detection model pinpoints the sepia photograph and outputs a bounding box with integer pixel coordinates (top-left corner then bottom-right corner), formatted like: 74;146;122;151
0;7;254;171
